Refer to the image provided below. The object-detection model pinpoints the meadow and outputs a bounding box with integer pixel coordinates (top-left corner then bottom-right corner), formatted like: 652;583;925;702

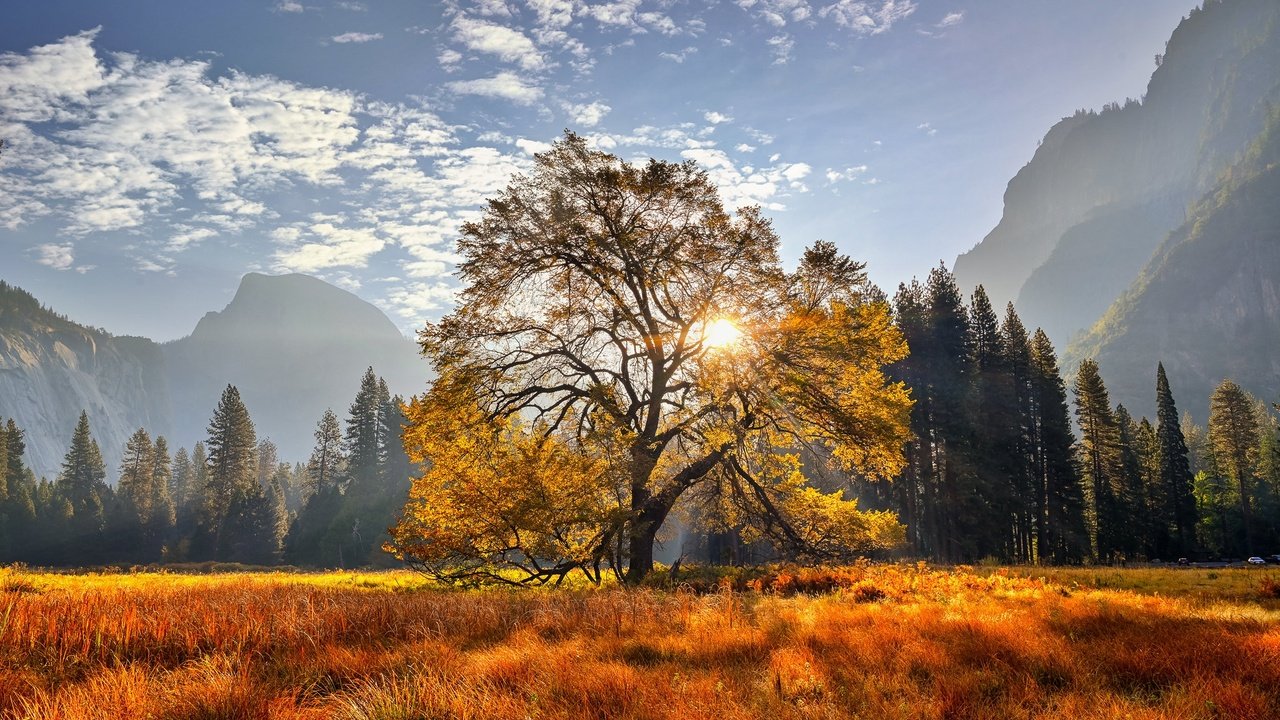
2;564;1279;720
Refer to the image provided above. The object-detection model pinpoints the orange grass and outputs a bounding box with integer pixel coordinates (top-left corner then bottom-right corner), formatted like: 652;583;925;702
1;564;1278;719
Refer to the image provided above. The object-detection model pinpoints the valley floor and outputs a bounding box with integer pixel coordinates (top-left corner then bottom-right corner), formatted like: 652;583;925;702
1;564;1278;719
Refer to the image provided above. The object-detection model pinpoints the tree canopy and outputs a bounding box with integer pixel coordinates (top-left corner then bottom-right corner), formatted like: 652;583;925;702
388;132;912;585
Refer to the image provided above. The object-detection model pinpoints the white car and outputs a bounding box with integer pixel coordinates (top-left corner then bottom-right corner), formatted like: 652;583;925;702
1247;556;1266;565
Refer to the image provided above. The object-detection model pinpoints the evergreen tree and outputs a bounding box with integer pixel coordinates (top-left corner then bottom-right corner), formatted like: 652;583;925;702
1155;364;1197;556
1114;405;1150;558
171;447;194;517
59;412;109;554
968;286;1017;560
256;438;278;491
1073;359;1125;562
1208;379;1261;555
117;428;156;526
149;436;176;556
199;385;259;560
307;409;345;497
114;427;154;558
344;367;384;492
1001;304;1039;563
1030;330;1087;563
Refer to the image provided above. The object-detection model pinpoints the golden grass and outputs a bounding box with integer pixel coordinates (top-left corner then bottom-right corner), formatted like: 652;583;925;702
2;564;1278;719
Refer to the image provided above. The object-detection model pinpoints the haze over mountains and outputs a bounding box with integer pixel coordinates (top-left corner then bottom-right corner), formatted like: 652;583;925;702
955;0;1280;418
0;273;425;479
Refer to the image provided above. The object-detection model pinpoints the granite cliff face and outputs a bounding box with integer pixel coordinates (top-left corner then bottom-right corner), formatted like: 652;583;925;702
954;0;1280;345
0;283;170;477
0;274;426;480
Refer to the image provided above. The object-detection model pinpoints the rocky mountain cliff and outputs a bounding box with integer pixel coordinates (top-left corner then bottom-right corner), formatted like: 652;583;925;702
1068;109;1280;420
954;0;1280;345
0;274;427;479
0;282;170;480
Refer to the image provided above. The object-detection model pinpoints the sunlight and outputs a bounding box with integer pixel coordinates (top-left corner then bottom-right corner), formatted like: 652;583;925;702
702;317;743;350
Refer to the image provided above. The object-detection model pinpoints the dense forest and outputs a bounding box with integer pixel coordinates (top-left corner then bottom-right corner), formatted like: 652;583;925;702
0;367;412;568
1;267;1275;568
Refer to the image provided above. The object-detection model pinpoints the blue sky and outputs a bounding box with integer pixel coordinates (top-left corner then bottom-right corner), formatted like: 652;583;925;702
0;0;1193;340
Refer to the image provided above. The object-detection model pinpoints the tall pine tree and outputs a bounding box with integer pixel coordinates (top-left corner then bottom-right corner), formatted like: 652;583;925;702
198;385;259;560
1155;364;1197;557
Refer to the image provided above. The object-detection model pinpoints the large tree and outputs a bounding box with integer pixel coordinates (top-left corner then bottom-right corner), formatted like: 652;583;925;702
1155;363;1197;556
390;133;912;584
199;385;259;560
1208;379;1262;554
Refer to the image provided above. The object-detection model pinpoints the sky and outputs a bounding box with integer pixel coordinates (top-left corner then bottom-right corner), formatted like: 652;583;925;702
0;0;1195;340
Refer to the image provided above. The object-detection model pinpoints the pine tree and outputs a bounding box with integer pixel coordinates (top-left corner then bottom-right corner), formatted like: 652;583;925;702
149;436;176;555
345;368;384;492
307;409;345;497
1073;359;1125;562
1030;330;1087;563
1208;379;1261;555
256;439;278;491
59;412;109;552
968;286;1016;560
1001;304;1039;563
199;385;260;560
1155;364;1197;556
171;447;194;517
1114;405;1149;558
117;428;156;526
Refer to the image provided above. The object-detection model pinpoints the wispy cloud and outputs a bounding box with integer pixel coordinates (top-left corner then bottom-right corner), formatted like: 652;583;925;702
446;71;543;104
937;11;963;28
273;1;305;13
819;0;917;35
331;32;383;43
452;15;545;71
917;121;937;136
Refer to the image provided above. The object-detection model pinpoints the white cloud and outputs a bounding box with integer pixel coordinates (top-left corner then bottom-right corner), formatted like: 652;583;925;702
273;220;386;272
704;111;733;125
735;143;757;152
736;0;813;28
515;138;553;155
825;165;868;183
274;1;305;13
563;100;611;127
32;243;75;270
819;0;917;35
446;71;543;104
658;47;698;63
766;35;794;64
331;32;383;43
917;121;937;136
526;0;575;28
937;11;963;27
335;0;366;9
452;16;545;71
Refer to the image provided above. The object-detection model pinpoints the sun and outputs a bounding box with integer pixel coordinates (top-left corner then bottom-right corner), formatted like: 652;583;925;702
702;317;743;349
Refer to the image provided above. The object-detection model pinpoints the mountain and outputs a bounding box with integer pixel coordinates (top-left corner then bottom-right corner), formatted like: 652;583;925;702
0;274;427;479
1068;109;1280;420
954;0;1280;345
0;282;170;480
164;273;426;468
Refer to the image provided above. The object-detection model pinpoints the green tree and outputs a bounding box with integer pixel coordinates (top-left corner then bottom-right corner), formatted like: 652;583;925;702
1208;379;1261;555
391;135;912;584
307;409;345;497
344;368;386;493
1155;364;1197;556
1073;359;1125;562
59;412;109;553
1030;330;1087;563
149;436;176;556
198;385;259;560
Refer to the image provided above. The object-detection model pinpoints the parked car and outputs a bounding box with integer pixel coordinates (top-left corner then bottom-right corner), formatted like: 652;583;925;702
1267;555;1280;565
1247;556;1266;565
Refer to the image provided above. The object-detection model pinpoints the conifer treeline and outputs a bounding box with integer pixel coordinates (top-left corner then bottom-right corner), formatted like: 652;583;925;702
867;265;1280;564
0;367;413;567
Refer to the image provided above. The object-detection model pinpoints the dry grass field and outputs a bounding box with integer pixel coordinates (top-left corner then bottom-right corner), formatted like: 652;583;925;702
2;563;1279;719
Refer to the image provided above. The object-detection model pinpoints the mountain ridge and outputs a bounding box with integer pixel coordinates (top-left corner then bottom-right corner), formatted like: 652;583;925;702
0;273;427;479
